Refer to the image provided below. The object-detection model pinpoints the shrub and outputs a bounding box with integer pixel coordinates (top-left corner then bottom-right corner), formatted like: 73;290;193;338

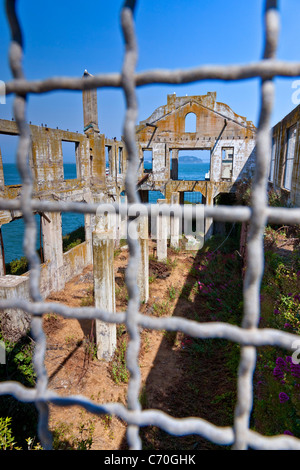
62;225;85;253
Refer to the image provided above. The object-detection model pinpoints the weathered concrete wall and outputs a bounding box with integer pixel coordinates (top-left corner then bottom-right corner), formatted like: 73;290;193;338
0;275;30;342
136;92;256;189
270;104;300;207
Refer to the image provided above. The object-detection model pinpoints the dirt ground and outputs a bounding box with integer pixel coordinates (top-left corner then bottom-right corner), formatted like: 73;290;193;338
43;241;232;450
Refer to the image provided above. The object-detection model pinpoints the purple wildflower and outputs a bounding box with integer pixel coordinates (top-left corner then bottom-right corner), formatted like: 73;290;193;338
274;308;280;315
284;430;294;436
279;392;290;403
284;323;292;329
290;363;300;378
273;366;284;380
276;357;287;368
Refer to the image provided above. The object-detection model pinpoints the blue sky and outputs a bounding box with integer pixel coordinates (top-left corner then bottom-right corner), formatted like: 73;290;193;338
0;0;300;162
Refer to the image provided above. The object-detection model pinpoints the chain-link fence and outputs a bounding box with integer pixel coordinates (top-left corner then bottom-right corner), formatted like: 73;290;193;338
1;0;300;450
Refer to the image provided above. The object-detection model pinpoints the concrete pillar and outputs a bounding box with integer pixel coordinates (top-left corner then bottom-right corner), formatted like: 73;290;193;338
156;199;168;262
88;132;106;185
82;70;99;133
137;215;149;303
84;212;93;262
170;192;180;249
171;149;179;180
119;193;127;241
42;212;64;290
165;145;171;180
93;227;116;361
114;193;122;249
152;143;167;181
138;145;144;178
204;186;214;240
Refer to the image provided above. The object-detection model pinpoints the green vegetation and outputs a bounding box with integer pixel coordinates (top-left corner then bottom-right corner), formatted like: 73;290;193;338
51;419;95;450
110;326;129;385
111;339;129;384
5;256;29;276
0;334;39;449
4;225;86;276
252;225;300;438
62;225;85;253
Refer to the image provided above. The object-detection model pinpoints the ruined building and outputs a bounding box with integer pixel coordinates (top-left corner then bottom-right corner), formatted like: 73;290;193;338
6;74;299;356
269;104;300;206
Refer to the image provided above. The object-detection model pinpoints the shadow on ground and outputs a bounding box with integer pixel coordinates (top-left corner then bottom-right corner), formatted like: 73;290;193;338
120;229;243;450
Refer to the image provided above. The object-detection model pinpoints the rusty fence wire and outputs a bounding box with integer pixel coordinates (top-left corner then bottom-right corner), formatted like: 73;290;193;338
1;0;300;450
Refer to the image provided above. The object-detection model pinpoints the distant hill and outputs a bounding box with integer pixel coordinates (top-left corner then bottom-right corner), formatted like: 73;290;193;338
179;155;203;163
143;154;204;163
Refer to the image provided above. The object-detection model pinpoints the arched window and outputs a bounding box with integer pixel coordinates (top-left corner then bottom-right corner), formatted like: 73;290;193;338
185;112;197;133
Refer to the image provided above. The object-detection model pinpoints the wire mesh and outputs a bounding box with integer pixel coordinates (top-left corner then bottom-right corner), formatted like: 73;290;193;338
1;0;300;450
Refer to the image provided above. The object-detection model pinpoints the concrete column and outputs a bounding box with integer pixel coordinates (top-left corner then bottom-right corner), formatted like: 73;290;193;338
42;212;64;290
114;193;122;249
152;143;167;181
82;70;99;133
170;192;180;249
204;186;214;240
156;199;168;262
171;149;179;180
138;145;144;178
93;227;116;361
165;145;171;180
42;212;63;265
84;212;93;262
137;215;149;303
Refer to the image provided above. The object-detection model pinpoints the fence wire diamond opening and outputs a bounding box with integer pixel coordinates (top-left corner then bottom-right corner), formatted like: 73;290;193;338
1;0;300;450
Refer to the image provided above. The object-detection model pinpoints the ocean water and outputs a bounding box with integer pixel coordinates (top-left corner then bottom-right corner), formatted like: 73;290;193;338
1;164;84;263
145;161;210;203
2;162;209;263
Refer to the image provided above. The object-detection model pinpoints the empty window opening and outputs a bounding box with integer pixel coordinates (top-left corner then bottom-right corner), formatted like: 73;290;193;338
178;149;210;181
62;141;79;180
90;155;93;178
221;147;234;180
185;112;197;133
105;146;111;175
184;192;203;204
118;147;123;174
149;190;165;204
61;212;85;253
1;214;42;274
269;138;276;182
143;149;153;172
0;134;21;185
284;124;297;191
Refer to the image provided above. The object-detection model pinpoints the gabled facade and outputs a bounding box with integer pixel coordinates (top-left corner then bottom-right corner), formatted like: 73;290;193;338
136;92;256;199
